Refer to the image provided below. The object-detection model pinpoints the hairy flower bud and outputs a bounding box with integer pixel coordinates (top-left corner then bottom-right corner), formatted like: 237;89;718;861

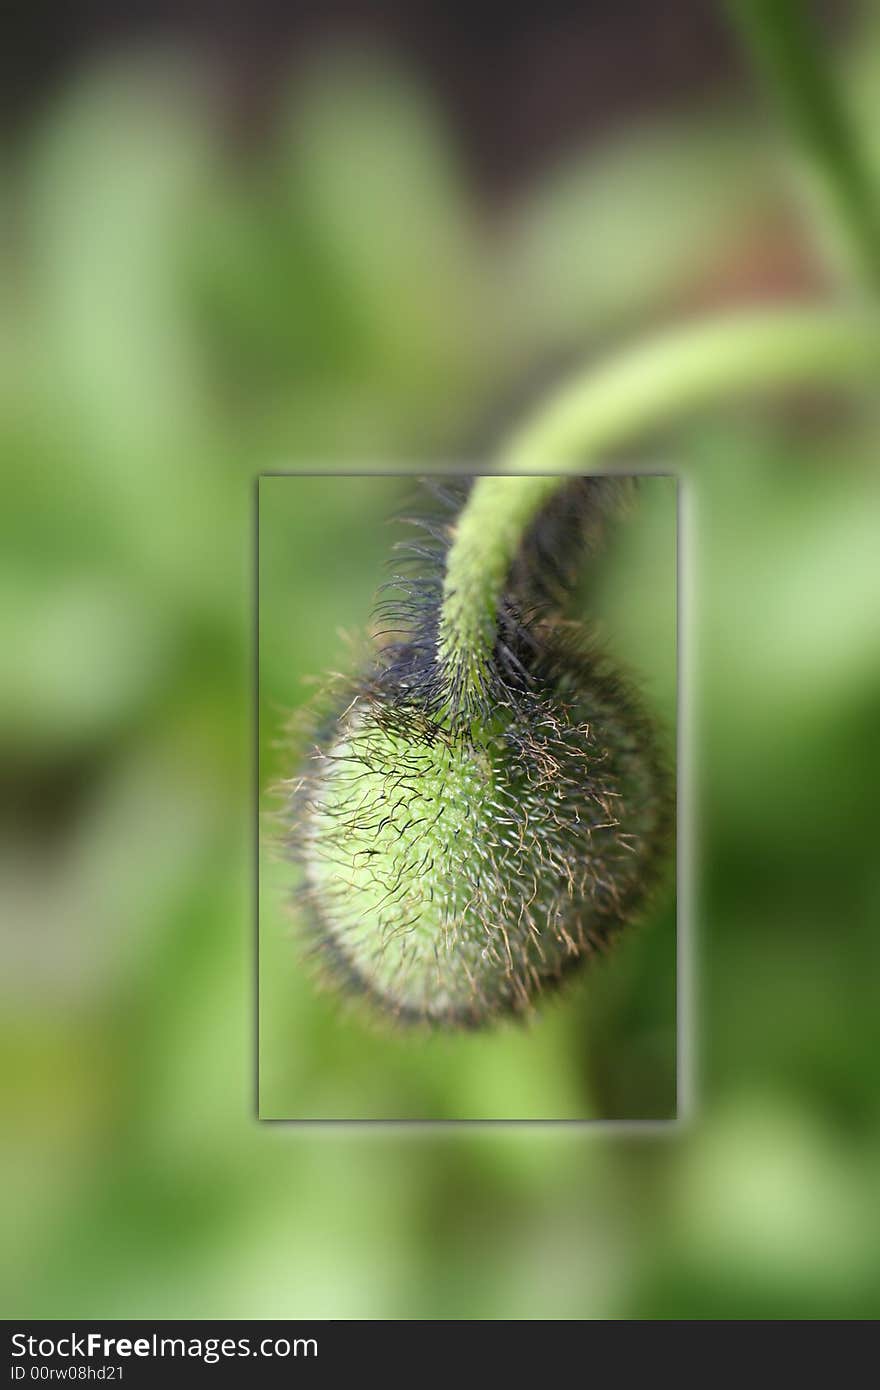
287;481;672;1027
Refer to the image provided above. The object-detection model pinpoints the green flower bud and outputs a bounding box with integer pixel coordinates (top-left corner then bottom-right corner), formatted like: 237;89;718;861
287;479;671;1028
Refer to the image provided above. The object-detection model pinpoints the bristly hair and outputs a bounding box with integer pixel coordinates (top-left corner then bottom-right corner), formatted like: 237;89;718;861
369;474;636;728
277;474;673;1030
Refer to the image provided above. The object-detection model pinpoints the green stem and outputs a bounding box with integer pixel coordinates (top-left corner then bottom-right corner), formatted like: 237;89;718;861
501;304;879;468
438;305;880;710
438;473;562;712
729;0;880;290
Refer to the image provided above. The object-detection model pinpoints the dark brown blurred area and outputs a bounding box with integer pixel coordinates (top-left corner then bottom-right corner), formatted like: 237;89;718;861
3;0;849;190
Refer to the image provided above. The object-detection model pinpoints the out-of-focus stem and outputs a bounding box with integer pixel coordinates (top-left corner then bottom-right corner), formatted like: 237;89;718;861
729;0;880;290
438;306;880;709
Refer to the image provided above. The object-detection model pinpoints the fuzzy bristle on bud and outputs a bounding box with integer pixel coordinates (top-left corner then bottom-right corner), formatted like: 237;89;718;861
290;609;671;1028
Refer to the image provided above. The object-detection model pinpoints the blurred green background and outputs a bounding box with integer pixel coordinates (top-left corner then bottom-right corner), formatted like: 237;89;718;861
258;473;677;1120
3;2;880;1317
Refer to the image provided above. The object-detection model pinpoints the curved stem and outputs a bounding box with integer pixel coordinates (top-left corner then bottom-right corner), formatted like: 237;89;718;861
439;305;880;710
501;305;880;470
